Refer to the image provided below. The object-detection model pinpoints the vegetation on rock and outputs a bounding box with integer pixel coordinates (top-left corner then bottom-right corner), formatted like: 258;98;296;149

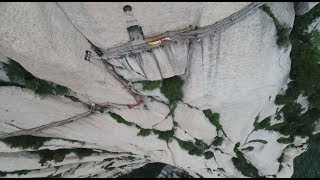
292;133;320;177
211;136;224;147
260;4;291;48
33;148;95;166
141;80;161;91
1;135;50;150
255;4;320;177
232;142;261;178
109;112;134;126
160;76;184;105
203;109;222;131
137;129;152;137
2;58;70;96
0;135;85;150
277;136;294;144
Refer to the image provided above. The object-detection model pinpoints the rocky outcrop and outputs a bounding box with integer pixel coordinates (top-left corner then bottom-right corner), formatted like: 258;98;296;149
110;2;294;144
0;2;135;105
295;2;319;15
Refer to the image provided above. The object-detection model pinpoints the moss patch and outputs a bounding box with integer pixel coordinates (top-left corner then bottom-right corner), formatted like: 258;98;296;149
137;129;152;137
277;136;294;144
160;76;184;105
232;143;261;178
2;58;71;96
33;148;95;166
292;133;320;177
109;112;134;127
0;135;85;150
211;136;224;147
141;80;161;91
1;135;50;150
260;4;291;48
203;109;222;131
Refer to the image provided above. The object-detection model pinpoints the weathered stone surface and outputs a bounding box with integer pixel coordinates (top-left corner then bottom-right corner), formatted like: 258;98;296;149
174;103;217;144
295;2;319;15
112;97;173;131
0;86;87;134
58;2;250;49
0;2;135;105
181;2;294;144
109;40;190;81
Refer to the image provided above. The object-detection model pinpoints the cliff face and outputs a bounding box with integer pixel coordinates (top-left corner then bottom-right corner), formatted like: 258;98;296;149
0;2;317;178
57;2;251;49
0;2;136;105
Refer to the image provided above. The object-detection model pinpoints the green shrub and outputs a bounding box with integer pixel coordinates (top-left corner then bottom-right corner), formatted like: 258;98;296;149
137;129;152;137
1;136;86;151
34;148;96;166
2;58;71;96
203;109;222;131
0;80;23;87
109;112;134;126
275;111;282;120
35;149;67;165
175;138;210;157
260;5;291;48
34;80;54;95
292;133;320;177
175;138;203;156
141;80;161;91
166;102;177;118
277;24;291;48
211;136;224;146
1;135;50;150
153;129;175;142
204;151;214;159
160;76;184;105
26;79;40;92
253;116;272;131
54;85;70;95
72;148;94;160
283;4;320;137
2;59;34;83
277;136;294;144
232;143;260;177
308;86;320;110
